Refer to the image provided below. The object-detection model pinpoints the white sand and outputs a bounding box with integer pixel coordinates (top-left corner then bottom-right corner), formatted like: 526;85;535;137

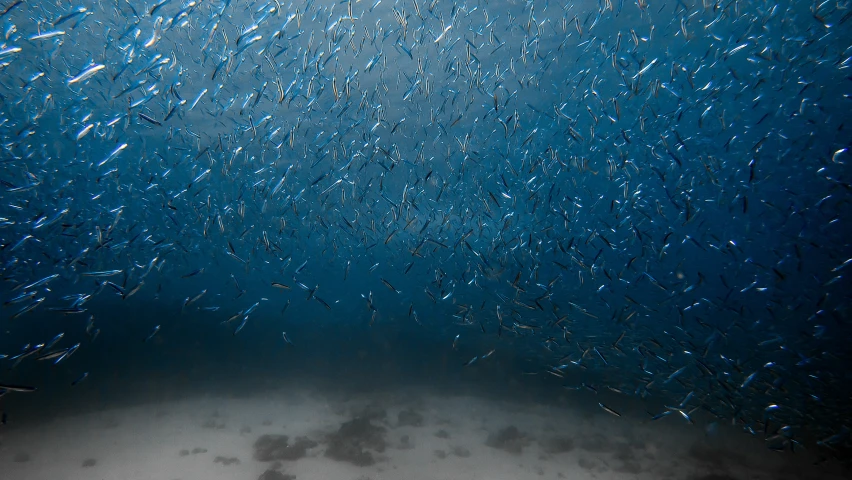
0;388;845;480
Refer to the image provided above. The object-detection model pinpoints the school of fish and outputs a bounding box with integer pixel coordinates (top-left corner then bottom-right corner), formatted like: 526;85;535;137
1;0;851;460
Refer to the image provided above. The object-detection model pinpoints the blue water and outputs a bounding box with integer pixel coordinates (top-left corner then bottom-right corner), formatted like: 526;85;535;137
0;0;851;476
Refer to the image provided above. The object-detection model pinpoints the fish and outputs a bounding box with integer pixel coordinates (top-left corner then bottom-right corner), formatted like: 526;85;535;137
0;384;37;393
36;349;69;361
4;291;37;306
81;270;124;277
380;278;401;294
0;0;846;461
67;64;105;85
598;403;622;418
71;372;89;386
184;289;207;308
11;298;45;319
138;113;162;126
53;344;80;365
28;30;65;41
433;24;452;44
144;326;161;342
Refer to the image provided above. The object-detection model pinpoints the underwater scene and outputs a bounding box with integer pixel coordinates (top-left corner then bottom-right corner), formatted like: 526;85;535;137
0;0;851;479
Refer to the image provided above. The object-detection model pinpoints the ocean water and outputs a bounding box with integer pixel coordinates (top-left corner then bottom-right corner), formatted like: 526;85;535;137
1;0;851;479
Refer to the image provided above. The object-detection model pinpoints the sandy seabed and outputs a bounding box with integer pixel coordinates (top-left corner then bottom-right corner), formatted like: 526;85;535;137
0;388;846;480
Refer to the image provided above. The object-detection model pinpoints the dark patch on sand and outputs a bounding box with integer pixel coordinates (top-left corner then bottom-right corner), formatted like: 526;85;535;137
254;435;318;462
350;403;387;422
578;433;615;453
398;434;414;450
541;436;575;454
100;417;121;429
81;458;97;467
435;429;450;439
451;445;471;457
613;444;642;474
434;449;447;459
688;443;751;469
182;447;208;456
213;455;240;466
202;418;227;429
486;426;532;454
614;460;642;474
258;469;296;480
397;408;424;427
324;416;388;466
577;456;608;473
13;452;30;463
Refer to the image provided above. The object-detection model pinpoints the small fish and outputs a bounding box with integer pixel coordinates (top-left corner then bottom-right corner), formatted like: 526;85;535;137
54;343;80;364
434;24;452;43
97;144;128;167
233;316;248;335
149;0;170;16
53;6;87;26
123;282;144;299
4;291;36;306
36;349;69;361
138;112;162;126
71;372;89;386
11;297;45;319
184;289;207;308
740;371;759;390
76;124;95;141
181;269;204;279
0;0;23;18
664;365;688;384
380;278;401;294
67;64;105;85
144;325;161;342
29;30;66;41
20;274;58;291
598;403;622;417
81;269;123;277
0;383;37;393
294;260;308;274
45;333;65;349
